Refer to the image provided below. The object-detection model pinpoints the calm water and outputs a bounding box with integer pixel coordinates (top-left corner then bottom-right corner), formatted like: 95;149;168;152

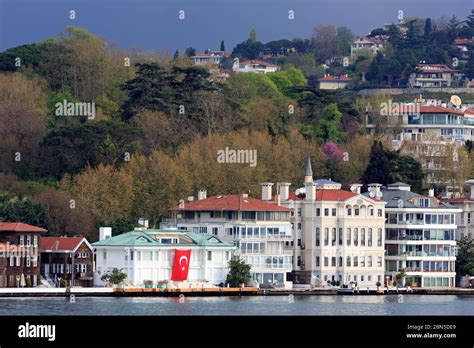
0;295;473;315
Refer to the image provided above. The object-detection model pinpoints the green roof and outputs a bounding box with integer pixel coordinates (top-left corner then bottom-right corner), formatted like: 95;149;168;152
92;229;234;248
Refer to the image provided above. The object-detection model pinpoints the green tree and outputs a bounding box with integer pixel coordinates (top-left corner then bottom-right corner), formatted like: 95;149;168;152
249;28;257;43
315;103;344;142
226;258;251;287
185;47;196;57
220;40;225;51
0;195;50;230
456;236;474;283
361;141;392;186
424;18;432;36
101;268;127;285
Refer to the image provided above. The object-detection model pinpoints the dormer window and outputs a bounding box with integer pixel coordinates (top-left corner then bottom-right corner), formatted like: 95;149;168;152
419;198;431;207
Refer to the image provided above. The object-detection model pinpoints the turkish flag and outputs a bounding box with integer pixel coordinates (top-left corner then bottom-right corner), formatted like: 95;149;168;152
171;249;192;281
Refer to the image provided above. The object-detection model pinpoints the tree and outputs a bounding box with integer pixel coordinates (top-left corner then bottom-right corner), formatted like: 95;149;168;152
101;268;127;285
226;258;251;287
396;269;407;286
185;47;196;57
220;40;225;51
311;25;340;64
336;27;354;56
0;194;50;230
315;103;344;142
249;28;257;43
361;141;392;186
424;18;433;36
456;236;474;283
173;50;179;60
232;40;264;60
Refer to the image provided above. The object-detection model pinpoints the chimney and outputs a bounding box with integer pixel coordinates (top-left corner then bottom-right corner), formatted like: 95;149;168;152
138;218;149;229
304;181;317;201
428;188;434;197
350;184;363;195
99;227;112;241
368;183;382;197
276;194;281;206
277;182;291;201
198;189;207;200
260;182;274;201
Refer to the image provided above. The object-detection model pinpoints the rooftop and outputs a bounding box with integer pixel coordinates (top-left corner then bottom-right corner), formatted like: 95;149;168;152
40;237;90;252
170;194;290;212
0;222;47;233
92;229;234;248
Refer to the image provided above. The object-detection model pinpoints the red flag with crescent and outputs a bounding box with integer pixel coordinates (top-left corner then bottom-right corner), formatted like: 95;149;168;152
171;249;191;281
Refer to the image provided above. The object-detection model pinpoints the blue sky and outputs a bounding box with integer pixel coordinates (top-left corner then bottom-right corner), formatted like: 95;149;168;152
0;0;472;52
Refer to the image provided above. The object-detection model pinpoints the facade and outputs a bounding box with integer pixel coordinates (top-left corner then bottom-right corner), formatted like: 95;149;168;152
370;182;459;288
234;60;279;74
40;237;94;287
318;75;351;90
191;50;230;65
273;157;386;287
93;228;235;287
0;222;46;287
351;35;385;58
443;179;474;241
162;192;293;288
408;64;463;88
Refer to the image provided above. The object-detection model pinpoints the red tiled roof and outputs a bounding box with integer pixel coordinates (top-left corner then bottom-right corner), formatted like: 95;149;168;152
444;196;473;203
418;105;464;115
240;60;278;68
171;195;290;211
319;75;351;82
0;222;46;233
465;108;474;115
40;237;85;251
416;64;457;73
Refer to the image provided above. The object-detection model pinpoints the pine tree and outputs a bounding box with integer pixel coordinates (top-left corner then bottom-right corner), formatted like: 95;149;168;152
220;40;225;51
424;18;432;36
361;141;392;186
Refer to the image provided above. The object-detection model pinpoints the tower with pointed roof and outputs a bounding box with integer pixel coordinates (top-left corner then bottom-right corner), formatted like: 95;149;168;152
304;154;313;184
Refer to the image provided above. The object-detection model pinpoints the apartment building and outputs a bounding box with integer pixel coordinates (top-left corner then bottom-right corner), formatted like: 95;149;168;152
233;60;279;74
271;157;386;287
443;179;474;241
371;182;459;288
408;64;463;88
162;192;293;288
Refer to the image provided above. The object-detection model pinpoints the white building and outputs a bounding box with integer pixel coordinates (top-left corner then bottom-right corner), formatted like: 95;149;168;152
191;50;230;65
161;192;293;288
93;227;235;287
351;35;385;58
408;64;463;88
233;60;279;74
443;179;474;241
318;75;351;90
372;182;460;288
271;157;386;287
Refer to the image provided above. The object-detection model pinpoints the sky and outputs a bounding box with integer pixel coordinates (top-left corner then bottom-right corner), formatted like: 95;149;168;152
0;0;472;52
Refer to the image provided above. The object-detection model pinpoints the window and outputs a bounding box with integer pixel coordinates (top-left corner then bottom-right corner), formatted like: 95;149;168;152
297;223;302;231
346;256;351;267
316;228;320;246
316;208;321;216
331;257;336;267
378;209;383;217
26;257;31;267
207;251;212;261
33;236;38;247
324;257;329;267
103;251;107;261
26;235;31;247
332;208;336;217
324;208;329;216
324;228;329;246
32;256;37;267
10;256;14;266
297;208;301;217
370;208;374;216
360;256;365;267
212;227;218;235
225;251;230;260
354;228;358;246
332;228;336;246
368;228;373;247
16;256;20;266
339;256;343;267
355;208;360;216
346;228;351;246
377;228;382;247
361;228;366;246
354;256;358;267
377;256;382;267
347;207;352;216
338;228;343;246
316;256;320;267
19;235;24;246
368;256;372;267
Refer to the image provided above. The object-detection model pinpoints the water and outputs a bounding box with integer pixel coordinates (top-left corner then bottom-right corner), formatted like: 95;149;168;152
0;295;473;315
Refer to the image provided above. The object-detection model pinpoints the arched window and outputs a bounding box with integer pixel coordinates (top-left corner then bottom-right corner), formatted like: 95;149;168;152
346;256;351;267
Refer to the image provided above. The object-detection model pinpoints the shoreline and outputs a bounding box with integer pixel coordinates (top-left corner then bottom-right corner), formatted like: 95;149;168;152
0;287;472;297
